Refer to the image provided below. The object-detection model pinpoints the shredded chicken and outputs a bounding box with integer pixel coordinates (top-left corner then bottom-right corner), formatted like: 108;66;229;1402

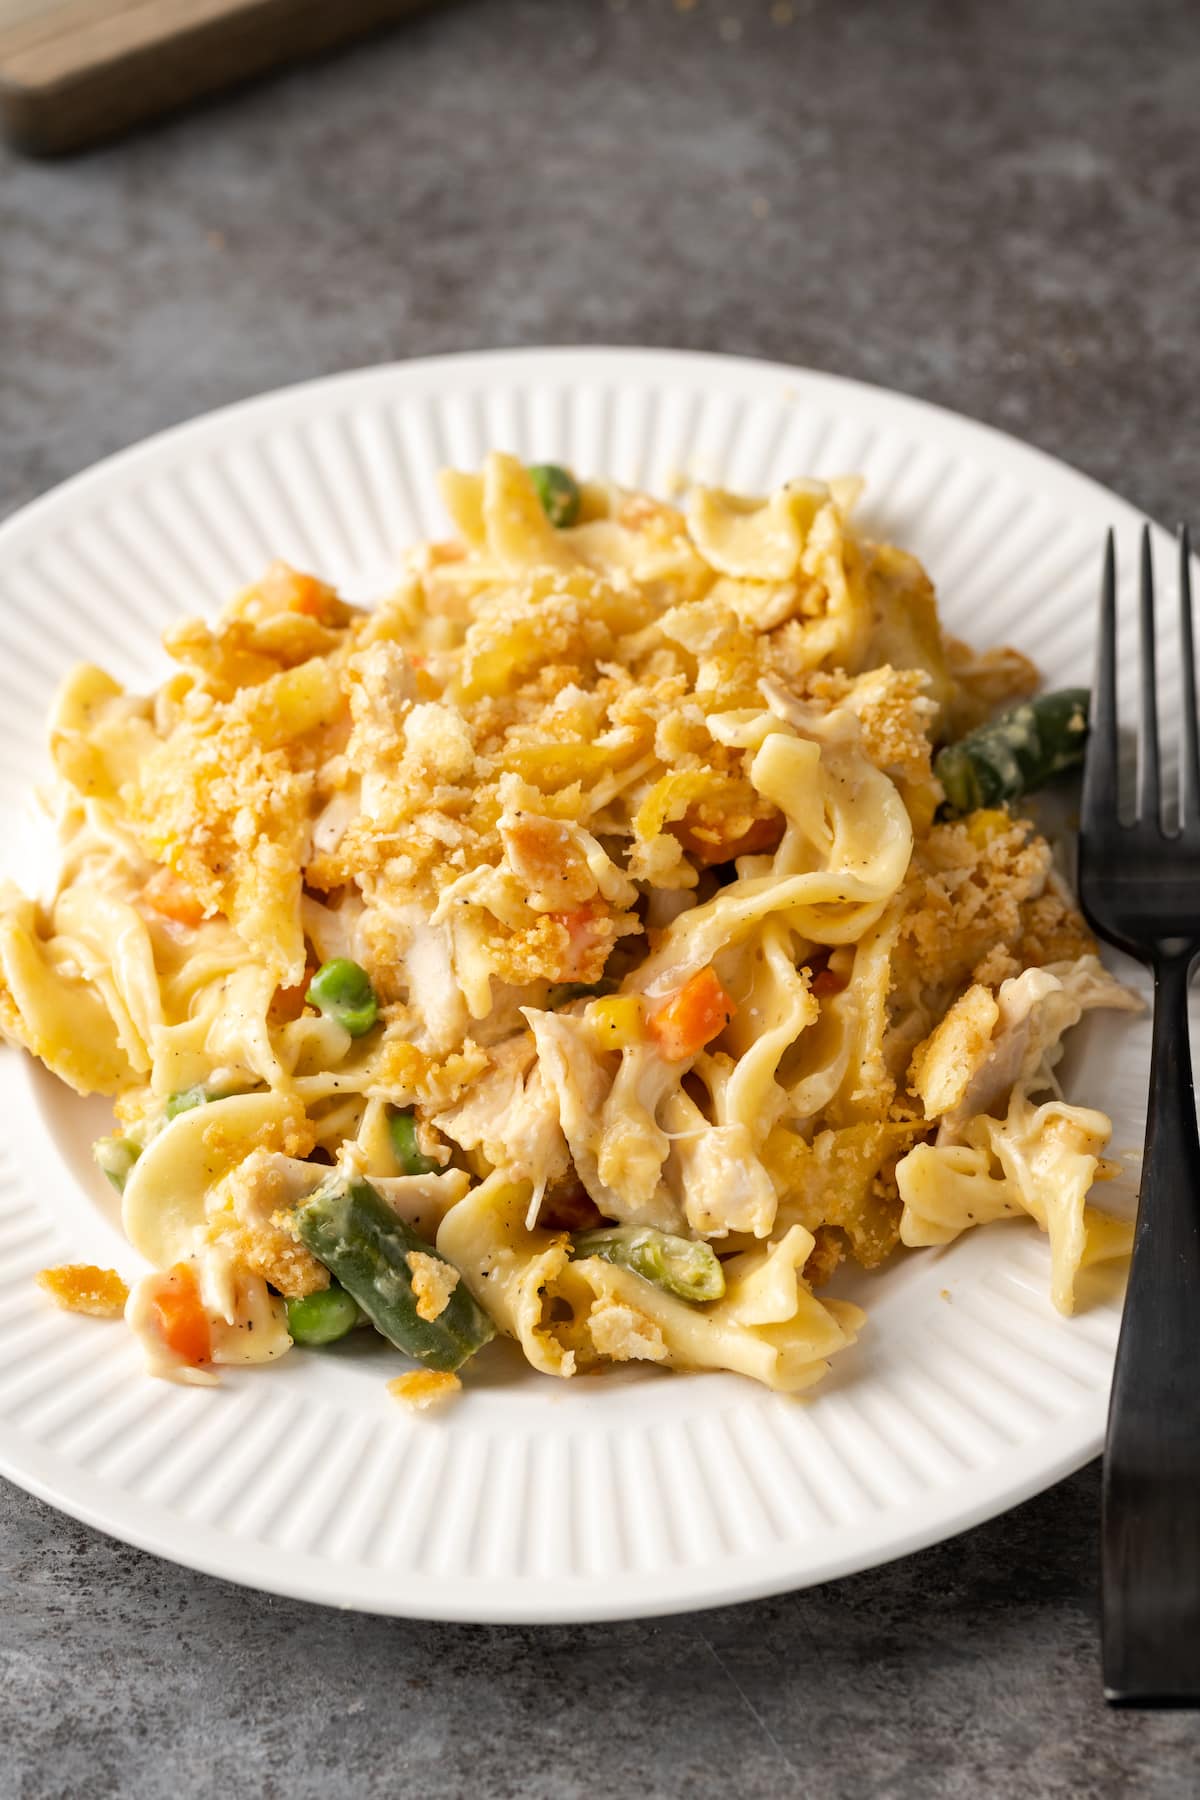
431;1033;569;1195
910;955;1143;1135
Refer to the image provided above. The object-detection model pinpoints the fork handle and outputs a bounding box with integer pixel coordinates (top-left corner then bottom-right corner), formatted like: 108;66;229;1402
1102;946;1200;1705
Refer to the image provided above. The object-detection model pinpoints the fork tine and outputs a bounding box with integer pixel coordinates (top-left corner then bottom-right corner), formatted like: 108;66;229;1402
1137;525;1161;827
1082;530;1118;833
1180;525;1199;830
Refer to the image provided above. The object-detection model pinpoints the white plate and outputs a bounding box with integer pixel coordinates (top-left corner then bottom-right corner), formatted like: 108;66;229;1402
0;348;1171;1623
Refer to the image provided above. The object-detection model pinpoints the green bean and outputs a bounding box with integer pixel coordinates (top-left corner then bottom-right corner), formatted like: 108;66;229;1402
571;1226;725;1303
306;958;378;1037
389;1108;440;1176
165;1085;209;1120
293;1176;495;1373
935;688;1090;815
285;1284;360;1346
528;463;582;529
94;1135;140;1193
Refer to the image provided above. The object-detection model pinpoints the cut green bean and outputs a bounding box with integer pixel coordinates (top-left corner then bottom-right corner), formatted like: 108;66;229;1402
936;688;1089;815
293;1176;495;1373
163;1077;245;1121
528;463;582;529
306;958;378;1037
285;1284;360;1347
165;1085;210;1120
571;1226;725;1303
94;1135;141;1193
389;1108;440;1176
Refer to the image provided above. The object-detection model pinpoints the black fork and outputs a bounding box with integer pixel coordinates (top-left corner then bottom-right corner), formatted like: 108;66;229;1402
1078;525;1200;1706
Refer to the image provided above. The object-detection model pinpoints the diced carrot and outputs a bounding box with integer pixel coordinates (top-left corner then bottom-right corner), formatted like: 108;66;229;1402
811;966;847;999
289;577;331;617
647;967;736;1062
260;561;339;620
428;540;467;566
141;866;205;928
151;1263;212;1365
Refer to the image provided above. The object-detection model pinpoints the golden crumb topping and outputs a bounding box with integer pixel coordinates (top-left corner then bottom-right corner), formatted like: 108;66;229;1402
406;1250;460;1322
388;1370;463;1411
586;1296;669;1363
909;984;1000;1118
37;1265;129;1319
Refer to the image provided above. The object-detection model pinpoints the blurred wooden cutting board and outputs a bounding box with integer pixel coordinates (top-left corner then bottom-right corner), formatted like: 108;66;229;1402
0;0;442;154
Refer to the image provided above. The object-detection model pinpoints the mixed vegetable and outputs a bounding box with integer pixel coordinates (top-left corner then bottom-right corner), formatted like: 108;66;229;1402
528;462;582;528
293;1176;496;1373
165;1083;214;1120
306;958;379;1036
936;688;1089;815
95;1135;140;1193
150;1264;212;1365
571;1226;726;1303
285;1284;361;1347
389;1107;440;1176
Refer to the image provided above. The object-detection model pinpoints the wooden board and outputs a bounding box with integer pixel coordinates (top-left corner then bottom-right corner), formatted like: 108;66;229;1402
0;0;442;154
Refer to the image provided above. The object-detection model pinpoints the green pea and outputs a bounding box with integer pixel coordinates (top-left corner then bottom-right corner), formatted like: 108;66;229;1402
306;958;378;1037
165;1085;209;1120
286;1284;361;1347
528;463;582;528
390;1107;440;1176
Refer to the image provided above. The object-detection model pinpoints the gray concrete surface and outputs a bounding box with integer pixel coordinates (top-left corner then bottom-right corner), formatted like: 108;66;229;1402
2;0;1199;1793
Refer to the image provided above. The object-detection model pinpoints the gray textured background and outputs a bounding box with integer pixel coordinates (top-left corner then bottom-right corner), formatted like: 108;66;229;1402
2;0;1200;1794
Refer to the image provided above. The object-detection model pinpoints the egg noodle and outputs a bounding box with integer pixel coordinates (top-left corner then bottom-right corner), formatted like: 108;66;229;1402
1;453;1139;1399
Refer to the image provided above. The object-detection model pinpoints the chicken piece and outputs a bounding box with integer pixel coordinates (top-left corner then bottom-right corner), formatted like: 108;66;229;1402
910;955;1142;1134
528;1010;684;1230
430;1032;569;1196
595;1044;680;1221
526;1008;628;1221
661;1087;778;1239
